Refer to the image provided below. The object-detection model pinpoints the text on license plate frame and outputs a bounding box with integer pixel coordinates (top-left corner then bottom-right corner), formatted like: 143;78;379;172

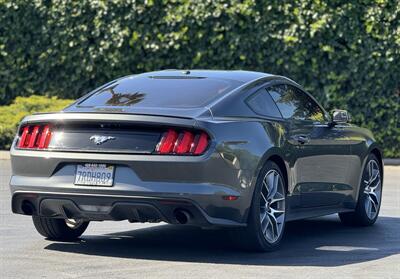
74;163;115;186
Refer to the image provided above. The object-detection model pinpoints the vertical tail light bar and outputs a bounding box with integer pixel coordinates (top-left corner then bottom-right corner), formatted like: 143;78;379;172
17;124;52;150
173;131;194;154
156;129;209;155
18;126;31;148
192;132;209;155
156;129;178;154
37;125;52;149
27;125;40;148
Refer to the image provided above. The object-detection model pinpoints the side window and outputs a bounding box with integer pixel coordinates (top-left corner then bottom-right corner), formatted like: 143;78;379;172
247;88;282;118
268;85;326;123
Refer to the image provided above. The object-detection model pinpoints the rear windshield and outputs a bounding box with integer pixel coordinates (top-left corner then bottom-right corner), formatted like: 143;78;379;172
78;76;243;108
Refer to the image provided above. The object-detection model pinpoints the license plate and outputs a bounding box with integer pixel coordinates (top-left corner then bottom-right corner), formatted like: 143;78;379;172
74;163;115;186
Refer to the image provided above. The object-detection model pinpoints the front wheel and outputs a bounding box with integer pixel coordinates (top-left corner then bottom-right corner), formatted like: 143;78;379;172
339;153;382;226
230;161;286;252
32;216;89;241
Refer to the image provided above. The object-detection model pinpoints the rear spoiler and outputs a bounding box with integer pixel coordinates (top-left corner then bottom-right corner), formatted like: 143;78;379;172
19;112;198;129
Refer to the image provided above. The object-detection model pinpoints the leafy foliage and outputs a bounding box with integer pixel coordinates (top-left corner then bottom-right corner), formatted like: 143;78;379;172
0;1;399;156
0;96;73;149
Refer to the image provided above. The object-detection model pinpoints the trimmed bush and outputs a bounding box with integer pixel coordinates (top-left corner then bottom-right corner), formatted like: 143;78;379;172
0;1;399;156
0;95;73;149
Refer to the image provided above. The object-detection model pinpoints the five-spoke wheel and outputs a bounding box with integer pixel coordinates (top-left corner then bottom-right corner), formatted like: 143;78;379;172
339;153;382;226
363;160;382;220
260;170;285;244
230;160;286;251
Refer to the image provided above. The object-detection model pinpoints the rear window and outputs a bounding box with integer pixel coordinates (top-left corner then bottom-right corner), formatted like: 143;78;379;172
78;76;243;108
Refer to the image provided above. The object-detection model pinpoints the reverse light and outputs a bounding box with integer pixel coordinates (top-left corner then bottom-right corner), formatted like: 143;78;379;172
156;129;209;155
17;124;52;149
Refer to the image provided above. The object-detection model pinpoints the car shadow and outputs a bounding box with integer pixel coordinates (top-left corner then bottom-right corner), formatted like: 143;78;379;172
44;215;400;267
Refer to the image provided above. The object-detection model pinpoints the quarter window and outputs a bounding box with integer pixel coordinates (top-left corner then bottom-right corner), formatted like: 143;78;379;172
247;88;282;118
267;85;326;123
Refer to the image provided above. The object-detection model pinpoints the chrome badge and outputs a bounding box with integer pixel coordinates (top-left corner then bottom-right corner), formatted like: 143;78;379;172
89;135;116;145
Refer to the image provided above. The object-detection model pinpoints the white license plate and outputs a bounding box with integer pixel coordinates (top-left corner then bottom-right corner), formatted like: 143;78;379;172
74;163;115;186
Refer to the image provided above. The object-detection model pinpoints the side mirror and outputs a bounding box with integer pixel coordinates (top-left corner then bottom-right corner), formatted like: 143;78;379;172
332;109;351;124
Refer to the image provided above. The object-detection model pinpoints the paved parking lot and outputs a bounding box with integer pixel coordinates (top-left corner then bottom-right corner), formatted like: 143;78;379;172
0;160;399;278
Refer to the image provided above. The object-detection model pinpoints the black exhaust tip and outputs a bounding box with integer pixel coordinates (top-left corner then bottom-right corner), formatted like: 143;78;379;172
174;209;191;224
21;200;35;215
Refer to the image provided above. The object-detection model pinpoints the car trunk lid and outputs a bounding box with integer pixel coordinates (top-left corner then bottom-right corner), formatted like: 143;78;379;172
15;112;201;154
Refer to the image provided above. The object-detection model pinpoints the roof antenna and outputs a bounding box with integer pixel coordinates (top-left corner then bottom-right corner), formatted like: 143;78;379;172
182;70;190;75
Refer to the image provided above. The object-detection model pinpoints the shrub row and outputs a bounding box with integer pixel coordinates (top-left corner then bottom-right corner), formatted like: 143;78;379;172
0;96;73;149
0;1;399;156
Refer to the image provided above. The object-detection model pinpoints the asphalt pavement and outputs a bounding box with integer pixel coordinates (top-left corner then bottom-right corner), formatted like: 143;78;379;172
0;160;399;278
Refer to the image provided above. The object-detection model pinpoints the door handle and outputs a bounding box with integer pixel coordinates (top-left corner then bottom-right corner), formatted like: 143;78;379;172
293;135;310;144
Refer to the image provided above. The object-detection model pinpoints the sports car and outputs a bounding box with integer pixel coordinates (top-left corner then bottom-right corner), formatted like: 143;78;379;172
9;70;383;251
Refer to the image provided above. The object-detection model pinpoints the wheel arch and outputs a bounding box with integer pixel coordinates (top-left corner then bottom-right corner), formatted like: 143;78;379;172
354;144;384;203
243;149;289;224
365;144;384;184
370;147;384;178
268;155;289;195
254;148;289;195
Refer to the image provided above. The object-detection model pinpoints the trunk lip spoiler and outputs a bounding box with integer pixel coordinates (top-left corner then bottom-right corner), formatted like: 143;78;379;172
19;112;198;127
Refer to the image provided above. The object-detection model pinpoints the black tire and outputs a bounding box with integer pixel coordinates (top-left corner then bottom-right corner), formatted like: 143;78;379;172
32;216;89;241
230;160;287;252
339;153;382;226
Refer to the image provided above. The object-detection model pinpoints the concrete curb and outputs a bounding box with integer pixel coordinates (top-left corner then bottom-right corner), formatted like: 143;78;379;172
384;158;400;166
0;150;399;165
0;151;10;160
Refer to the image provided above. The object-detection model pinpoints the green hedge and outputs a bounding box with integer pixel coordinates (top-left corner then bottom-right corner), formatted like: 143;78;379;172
0;96;73;149
0;1;399;156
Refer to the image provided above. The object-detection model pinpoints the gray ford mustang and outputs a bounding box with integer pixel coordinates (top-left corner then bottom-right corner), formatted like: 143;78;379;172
9;70;383;251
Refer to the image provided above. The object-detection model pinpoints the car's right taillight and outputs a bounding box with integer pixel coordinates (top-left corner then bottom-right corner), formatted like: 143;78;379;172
155;129;210;155
17;124;52;149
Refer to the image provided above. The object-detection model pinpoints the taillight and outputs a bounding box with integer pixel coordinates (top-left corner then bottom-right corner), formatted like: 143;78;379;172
155;129;209;155
17;124;52;149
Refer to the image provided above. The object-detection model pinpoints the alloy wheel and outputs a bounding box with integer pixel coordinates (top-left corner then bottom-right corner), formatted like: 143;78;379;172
259;169;285;243
363;160;382;220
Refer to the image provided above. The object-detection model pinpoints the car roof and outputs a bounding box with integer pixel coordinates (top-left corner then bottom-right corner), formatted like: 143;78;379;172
136;69;273;83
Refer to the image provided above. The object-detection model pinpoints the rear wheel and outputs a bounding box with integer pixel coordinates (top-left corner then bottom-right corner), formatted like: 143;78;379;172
32;216;89;241
339;154;382;226
231;161;286;252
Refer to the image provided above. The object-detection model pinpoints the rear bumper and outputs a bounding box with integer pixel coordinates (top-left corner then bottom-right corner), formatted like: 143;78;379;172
9;162;248;227
11;191;245;227
9;139;256;226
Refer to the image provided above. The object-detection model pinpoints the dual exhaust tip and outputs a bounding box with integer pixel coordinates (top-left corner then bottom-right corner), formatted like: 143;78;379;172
174;209;192;224
21;200;35;215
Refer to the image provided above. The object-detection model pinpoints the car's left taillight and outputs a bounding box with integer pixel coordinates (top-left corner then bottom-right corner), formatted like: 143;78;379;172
17;124;52;149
